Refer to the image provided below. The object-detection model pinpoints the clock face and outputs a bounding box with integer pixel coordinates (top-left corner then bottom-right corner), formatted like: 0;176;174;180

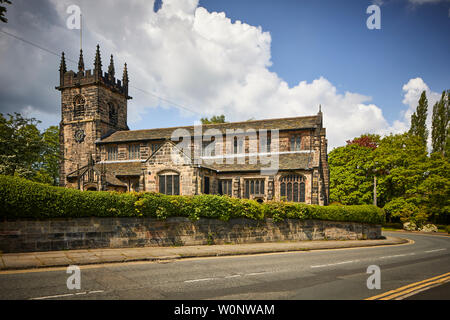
74;129;85;143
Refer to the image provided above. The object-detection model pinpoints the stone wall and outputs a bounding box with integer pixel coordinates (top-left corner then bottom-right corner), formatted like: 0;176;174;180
0;218;382;254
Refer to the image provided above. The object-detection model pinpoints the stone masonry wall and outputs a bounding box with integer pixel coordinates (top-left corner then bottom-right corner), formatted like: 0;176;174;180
0;218;382;254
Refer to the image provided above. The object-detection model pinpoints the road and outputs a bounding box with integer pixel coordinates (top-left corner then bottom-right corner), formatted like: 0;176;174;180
0;232;449;300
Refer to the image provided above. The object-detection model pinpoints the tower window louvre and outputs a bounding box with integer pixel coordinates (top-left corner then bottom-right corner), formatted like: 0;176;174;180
108;102;118;126
73;95;85;118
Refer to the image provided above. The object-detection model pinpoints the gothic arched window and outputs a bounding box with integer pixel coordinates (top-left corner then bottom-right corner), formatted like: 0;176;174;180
73;95;85;118
108;102;118;126
280;174;306;203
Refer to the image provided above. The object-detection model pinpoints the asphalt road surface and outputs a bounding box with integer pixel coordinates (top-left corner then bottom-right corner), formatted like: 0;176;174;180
0;232;449;300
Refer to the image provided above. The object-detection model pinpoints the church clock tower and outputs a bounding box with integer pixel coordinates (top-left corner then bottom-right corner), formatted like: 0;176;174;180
56;45;131;187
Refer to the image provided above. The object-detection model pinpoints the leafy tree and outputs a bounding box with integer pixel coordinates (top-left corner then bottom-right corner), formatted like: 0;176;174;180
328;142;376;205
383;198;420;225
409;90;429;147
329;132;446;225
374;134;430;224
34;126;60;186
329;91;449;226
0;113;60;185
201;115;226;124
0;0;11;23
417;153;450;224
373;133;427;204
0;113;44;179
346;134;380;150
431;91;449;155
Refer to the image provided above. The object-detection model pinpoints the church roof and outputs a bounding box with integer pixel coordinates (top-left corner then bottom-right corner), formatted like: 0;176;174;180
202;152;313;173
67;161;143;187
97;115;321;144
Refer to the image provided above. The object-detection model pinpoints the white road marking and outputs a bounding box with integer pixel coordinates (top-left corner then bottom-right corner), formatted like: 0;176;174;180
425;249;447;253
184;278;216;283
247;272;271;276
89;290;105;294
380;253;416;259
184;271;272;283
29;290;104;300
310;260;358;268
31;293;77;300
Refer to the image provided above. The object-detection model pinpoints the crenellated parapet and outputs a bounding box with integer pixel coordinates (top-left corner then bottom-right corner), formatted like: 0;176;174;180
56;45;131;100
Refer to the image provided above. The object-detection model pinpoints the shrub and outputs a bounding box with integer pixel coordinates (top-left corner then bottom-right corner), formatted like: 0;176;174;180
0;175;138;219
0;175;384;224
134;193;264;222
264;202;385;224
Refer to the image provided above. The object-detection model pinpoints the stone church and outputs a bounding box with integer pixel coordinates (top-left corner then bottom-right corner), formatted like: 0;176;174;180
57;46;330;205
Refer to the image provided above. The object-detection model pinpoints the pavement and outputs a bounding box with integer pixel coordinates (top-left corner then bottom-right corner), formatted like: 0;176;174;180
0;236;408;271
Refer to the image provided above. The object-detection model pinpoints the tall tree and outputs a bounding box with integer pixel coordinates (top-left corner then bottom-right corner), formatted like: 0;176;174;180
0;0;11;23
409;90;429;147
445;90;450;158
431;91;449;155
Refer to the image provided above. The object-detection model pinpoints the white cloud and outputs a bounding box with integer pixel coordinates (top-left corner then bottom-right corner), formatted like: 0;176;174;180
402;77;440;114
389;77;442;147
48;0;394;149
1;0;444;150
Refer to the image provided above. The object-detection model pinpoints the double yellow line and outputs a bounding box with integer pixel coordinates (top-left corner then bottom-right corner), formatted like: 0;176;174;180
366;272;450;300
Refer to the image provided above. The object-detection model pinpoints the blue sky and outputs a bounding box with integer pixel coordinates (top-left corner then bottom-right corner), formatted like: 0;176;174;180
0;0;449;148
199;0;449;123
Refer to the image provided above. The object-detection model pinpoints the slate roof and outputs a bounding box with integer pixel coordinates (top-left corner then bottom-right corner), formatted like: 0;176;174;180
95;161;143;176
202;152;313;172
67;161;143;187
97;115;320;144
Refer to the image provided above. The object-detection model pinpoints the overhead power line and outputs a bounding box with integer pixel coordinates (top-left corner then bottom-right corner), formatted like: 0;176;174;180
0;29;202;116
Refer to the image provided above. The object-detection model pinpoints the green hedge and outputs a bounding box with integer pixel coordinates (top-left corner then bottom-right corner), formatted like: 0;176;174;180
0;175;385;224
0;175;137;219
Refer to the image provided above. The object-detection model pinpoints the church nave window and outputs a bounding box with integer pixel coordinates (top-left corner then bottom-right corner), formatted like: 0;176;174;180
244;179;265;199
280;175;306;203
128;144;140;159
290;135;302;151
107;146;118;161
218;179;232;196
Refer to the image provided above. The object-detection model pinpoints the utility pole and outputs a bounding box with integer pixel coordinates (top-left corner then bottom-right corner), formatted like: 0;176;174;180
373;175;377;207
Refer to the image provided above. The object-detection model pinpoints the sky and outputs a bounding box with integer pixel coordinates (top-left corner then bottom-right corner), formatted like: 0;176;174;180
0;0;449;150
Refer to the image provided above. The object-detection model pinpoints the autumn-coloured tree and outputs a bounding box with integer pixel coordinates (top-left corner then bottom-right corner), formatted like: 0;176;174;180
346;134;380;150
